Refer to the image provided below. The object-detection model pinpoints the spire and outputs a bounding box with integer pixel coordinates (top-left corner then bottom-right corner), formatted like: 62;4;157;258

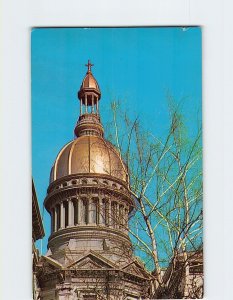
74;61;104;138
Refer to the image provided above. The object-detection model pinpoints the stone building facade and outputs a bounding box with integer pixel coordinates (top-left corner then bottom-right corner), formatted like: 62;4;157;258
33;180;45;299
36;61;151;300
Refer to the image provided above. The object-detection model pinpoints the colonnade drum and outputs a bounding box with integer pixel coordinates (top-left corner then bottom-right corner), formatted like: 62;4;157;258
50;196;129;233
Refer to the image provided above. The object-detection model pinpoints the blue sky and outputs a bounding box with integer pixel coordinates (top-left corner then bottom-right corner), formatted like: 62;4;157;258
31;27;202;254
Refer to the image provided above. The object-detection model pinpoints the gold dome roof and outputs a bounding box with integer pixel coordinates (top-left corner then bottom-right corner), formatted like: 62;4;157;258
50;135;128;183
80;72;100;92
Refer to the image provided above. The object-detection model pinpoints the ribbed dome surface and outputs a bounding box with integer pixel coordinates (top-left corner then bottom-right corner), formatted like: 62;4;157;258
80;72;100;92
50;135;128;183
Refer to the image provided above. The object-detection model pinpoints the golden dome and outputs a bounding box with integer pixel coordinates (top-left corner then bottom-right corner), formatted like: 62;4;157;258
50;135;128;183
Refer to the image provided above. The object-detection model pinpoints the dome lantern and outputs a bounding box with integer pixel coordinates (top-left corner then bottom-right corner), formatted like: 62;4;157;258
77;60;101;114
75;60;104;137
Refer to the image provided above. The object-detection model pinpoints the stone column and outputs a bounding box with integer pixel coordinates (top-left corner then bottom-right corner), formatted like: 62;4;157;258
79;199;84;225
96;99;99;114
88;198;95;225
125;207;129;232
116;203;120;229
77;198;82;225
112;202;117;228
60;202;65;229
50;209;54;233
109;200;113;228
91;95;94;113
54;207;57;232
89;199;93;225
57;205;60;230
92;199;98;224
121;205;126;233
80;98;82;115
99;198;105;225
85;95;87;113
104;198;109;226
68;200;74;227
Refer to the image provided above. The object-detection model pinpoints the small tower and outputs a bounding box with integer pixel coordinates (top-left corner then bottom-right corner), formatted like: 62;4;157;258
75;60;103;138
38;61;151;300
78;60;101;114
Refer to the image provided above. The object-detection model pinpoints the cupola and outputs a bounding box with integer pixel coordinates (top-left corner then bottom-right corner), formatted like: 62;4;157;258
50;60;129;184
75;60;104;137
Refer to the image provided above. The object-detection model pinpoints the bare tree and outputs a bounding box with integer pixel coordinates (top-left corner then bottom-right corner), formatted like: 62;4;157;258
105;98;203;298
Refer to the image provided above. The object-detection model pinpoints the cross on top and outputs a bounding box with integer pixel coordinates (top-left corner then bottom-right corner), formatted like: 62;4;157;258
85;60;94;72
